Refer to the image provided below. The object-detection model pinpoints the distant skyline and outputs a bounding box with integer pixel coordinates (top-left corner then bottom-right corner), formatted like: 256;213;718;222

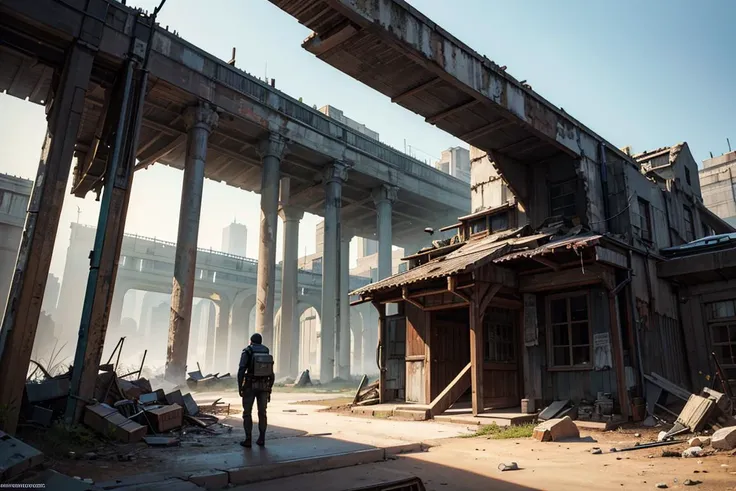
1;0;734;280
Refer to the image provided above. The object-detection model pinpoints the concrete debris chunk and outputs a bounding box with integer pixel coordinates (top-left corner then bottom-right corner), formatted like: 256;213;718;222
28;405;54;427
532;416;579;442
711;426;736;450
143;404;183;433
25;377;70;403
143;436;180;447
83;404;147;443
181;392;199;416
682;446;703;458
0;430;44;482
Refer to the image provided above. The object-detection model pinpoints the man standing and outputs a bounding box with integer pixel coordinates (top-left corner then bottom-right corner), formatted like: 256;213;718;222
237;333;274;447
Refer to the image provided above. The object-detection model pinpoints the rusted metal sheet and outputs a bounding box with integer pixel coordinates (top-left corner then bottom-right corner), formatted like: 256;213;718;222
495;233;603;263
351;227;526;296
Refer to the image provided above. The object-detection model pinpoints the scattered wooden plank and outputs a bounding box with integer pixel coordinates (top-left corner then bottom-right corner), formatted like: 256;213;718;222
352;375;368;406
676;395;716;432
645;373;691;401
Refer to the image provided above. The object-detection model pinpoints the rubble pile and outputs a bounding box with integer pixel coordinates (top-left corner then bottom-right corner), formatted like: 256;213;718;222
186;367;234;391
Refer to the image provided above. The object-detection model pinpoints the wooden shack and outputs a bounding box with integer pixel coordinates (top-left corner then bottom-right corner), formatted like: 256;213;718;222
351;206;635;418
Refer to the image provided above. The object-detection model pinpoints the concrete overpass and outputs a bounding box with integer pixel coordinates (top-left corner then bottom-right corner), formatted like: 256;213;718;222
0;0;468;429
267;0;635;226
57;223;372;374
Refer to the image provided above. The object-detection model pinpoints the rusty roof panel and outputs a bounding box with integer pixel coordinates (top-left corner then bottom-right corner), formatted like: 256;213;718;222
351;227;533;297
494;233;603;263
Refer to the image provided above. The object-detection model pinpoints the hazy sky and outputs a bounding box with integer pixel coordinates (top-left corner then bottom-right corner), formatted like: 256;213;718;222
1;0;734;280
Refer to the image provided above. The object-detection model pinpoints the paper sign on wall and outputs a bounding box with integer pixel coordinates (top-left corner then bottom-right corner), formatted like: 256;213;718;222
593;332;612;369
523;294;538;347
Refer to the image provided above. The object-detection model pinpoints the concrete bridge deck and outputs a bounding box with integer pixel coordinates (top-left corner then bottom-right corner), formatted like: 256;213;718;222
266;0;638;219
0;0;469;246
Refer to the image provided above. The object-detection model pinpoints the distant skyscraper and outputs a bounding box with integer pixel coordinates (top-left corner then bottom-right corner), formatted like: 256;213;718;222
222;221;247;257
355;237;378;259
42;273;60;318
434;147;471;184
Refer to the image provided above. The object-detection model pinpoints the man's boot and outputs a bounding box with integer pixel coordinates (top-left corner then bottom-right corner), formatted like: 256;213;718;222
240;415;253;448
256;414;267;446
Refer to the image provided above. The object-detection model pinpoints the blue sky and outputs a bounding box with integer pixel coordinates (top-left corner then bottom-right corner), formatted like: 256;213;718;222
1;0;734;279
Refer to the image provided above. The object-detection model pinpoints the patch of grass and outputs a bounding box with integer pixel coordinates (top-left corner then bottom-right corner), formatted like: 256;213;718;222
461;422;535;439
22;423;103;459
292;396;355;407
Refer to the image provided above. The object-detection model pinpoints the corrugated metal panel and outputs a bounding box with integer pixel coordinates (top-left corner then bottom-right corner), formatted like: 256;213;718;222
350;228;526;296
494;233;602;263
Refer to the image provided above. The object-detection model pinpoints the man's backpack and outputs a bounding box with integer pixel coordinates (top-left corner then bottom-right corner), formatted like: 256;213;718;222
246;347;274;392
251;352;274;378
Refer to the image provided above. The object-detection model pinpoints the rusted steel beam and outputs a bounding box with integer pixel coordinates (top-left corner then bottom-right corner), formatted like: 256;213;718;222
391;77;441;104
425;99;479;125
0;43;95;434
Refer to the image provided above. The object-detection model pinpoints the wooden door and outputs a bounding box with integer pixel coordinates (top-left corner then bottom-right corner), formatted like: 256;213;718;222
430;309;470;401
405;304;427;403
385;315;406;401
483;307;521;409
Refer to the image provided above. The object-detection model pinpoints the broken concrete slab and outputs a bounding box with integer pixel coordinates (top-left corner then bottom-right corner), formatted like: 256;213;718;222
144;436;180;447
18;469;101;490
84;404;147;443
711;426;736;450
188;470;228;489
139;393;159;405
533;416;580;442
538;400;569;421
144;404;183;433
165;390;185;407
28;405;54;426
182;393;199;416
25;377;70;403
0;430;44;481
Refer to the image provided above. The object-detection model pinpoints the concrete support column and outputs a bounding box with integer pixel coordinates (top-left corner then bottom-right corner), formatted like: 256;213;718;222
108;288;126;333
320;161;349;383
164;103;218;382
204;301;216;371
214;295;231;373
337;230;353;380
371;185;398;280
0;43;95;434
255;134;287;349
278;179;303;378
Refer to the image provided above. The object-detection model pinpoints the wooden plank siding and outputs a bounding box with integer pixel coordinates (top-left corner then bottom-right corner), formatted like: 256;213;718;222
537;288;619;403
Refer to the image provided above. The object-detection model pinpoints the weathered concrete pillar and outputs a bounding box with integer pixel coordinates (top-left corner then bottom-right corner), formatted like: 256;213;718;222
278;179;303;378
255;134;287;349
204;301;216;371
0;43;95;434
320;161;349;383
372;185;398;280
337;230;353;380
213;295;231;373
164;103;218;382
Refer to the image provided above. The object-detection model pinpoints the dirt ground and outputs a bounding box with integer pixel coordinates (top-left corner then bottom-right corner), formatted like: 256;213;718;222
17;390;736;490
236;428;736;491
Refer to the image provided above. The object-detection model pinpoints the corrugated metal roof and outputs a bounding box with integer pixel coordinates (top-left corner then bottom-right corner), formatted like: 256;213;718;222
350;228;527;297
494;233;602;263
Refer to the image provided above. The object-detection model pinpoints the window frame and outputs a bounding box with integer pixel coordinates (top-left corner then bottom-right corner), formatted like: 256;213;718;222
683;205;695;243
706;299;736;376
546;292;594;371
637;197;653;242
549;178;578;219
685;166;692;186
483;307;517;364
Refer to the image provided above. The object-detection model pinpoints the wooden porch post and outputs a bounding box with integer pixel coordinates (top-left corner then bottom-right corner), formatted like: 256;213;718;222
609;294;631;419
374;301;388;403
470;301;484;416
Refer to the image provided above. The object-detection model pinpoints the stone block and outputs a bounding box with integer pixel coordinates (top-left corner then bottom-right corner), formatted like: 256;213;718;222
0;430;44;481
84;404;147;443
711;426;736;450
189;470;228;489
533;416;580;442
144;404;183;433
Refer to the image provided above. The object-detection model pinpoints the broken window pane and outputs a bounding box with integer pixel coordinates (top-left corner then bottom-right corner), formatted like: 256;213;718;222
572;346;591;365
551;298;567;324
553;347;570;366
548;293;591;368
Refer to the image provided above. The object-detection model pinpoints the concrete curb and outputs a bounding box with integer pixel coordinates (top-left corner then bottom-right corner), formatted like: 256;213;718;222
100;443;426;489
226;448;385;485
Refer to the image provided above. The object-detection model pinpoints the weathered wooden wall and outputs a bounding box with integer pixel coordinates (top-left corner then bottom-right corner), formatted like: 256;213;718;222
429;309;470;401
537;288;619;403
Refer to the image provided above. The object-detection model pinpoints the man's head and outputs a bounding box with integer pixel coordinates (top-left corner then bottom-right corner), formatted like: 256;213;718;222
250;333;263;345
